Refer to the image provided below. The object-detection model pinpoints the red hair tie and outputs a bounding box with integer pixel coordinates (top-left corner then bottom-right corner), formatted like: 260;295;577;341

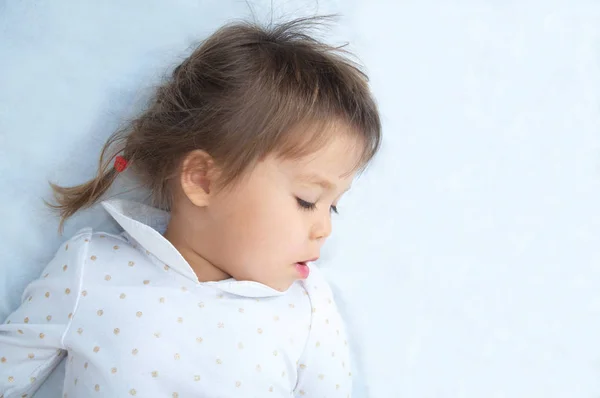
114;155;128;172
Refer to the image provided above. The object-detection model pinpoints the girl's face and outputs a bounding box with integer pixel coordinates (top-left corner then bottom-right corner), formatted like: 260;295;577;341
196;133;362;291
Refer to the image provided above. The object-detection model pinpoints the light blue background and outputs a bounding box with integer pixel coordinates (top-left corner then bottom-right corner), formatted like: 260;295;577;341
0;1;599;397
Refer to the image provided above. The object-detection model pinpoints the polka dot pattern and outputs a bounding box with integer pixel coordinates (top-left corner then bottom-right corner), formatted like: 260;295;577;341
0;208;352;397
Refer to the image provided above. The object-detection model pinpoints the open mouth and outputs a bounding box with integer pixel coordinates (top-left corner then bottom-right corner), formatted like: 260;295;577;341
294;258;318;279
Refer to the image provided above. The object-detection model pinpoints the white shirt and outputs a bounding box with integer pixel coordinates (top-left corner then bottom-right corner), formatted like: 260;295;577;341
0;199;352;398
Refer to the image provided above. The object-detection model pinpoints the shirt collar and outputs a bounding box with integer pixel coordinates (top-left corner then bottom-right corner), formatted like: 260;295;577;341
100;199;290;298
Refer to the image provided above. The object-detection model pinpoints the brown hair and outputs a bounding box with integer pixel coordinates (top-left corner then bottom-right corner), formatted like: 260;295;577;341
46;15;382;233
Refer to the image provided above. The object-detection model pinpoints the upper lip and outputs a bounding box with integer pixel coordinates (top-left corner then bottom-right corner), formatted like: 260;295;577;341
299;257;319;263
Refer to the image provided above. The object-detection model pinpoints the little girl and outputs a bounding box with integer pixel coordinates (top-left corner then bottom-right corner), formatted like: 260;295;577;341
0;16;381;398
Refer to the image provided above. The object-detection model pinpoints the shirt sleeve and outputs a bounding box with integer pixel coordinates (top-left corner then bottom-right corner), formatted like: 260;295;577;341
294;271;353;397
0;229;89;398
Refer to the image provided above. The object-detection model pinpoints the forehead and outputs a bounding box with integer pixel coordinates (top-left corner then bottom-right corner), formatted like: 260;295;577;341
276;132;363;188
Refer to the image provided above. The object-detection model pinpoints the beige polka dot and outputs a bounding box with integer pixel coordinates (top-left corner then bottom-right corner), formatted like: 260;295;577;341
65;288;71;295
45;292;50;298
153;332;161;338
269;386;274;392
349;372;352;376
299;364;307;369
136;311;143;317
84;362;88;369
336;384;340;390
217;322;224;328
113;245;119;250
238;342;244;349
177;317;183;323
94;384;100;391
65;244;69;251
129;389;136;395
104;275;111;281
318;374;325;380
28;296;32;302
217;294;223;299
99;235;105;238
273;350;278;356
93;346;100;353
97;310;103;316
8;376;14;382
113;328;120;335
216;358;222;365
90;256;97;261
299;390;305;395
198;302;204;308
1;357;6;363
24;317;29;323
289;303;295;308
172;393;179;398
174;353;180;360
164;265;169;271
337;329;340;335
257;328;263;334
68;313;73;319
84;238;89;242
312;307;317;313
151;371;158;378
63;265;68;271
316;341;321;347
128;261;135;267
17;329;23;334
28;353;34;359
325;319;330;324
235;381;241;388
143;280;150;285
111;367;117;374
194;375;201;381
181;286;187;292
238;308;245;313
120;293;126;299
44;315;52;322
196;337;203;343
159;297;165;303
132;348;138;355
256;364;262;372
30;377;36;384
82;290;88;297
43;273;49;278
39;333;45;339
332;352;336;357
74;378;78;385
273;315;280;321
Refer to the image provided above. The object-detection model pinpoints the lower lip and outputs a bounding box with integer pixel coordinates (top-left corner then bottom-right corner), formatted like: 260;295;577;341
295;262;310;279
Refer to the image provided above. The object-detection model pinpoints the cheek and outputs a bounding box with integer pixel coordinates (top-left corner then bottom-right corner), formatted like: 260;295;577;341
216;188;297;250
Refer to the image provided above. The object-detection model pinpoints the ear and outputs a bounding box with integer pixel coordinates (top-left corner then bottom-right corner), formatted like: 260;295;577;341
180;149;219;207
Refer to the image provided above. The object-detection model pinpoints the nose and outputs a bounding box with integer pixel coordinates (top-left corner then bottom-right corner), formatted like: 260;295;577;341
310;212;332;242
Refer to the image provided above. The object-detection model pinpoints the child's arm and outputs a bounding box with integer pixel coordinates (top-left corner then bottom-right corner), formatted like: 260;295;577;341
294;272;353;397
0;230;88;398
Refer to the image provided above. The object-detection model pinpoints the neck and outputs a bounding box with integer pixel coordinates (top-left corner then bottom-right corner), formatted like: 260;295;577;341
163;214;231;282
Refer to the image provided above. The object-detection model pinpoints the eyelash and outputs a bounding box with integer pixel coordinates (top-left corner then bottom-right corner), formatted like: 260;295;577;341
296;198;338;214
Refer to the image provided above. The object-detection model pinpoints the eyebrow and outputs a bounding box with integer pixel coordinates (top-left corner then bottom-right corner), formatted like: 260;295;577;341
297;173;351;193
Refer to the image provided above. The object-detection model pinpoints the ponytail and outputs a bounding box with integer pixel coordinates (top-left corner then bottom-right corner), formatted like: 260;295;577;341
45;130;128;234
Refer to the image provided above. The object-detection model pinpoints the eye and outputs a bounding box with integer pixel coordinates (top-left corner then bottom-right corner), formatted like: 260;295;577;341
296;197;316;211
296;198;339;214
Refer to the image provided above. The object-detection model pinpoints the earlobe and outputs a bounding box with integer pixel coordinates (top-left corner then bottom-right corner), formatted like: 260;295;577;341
180;150;216;207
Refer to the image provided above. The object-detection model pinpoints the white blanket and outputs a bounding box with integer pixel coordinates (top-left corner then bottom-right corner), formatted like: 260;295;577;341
1;1;599;397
